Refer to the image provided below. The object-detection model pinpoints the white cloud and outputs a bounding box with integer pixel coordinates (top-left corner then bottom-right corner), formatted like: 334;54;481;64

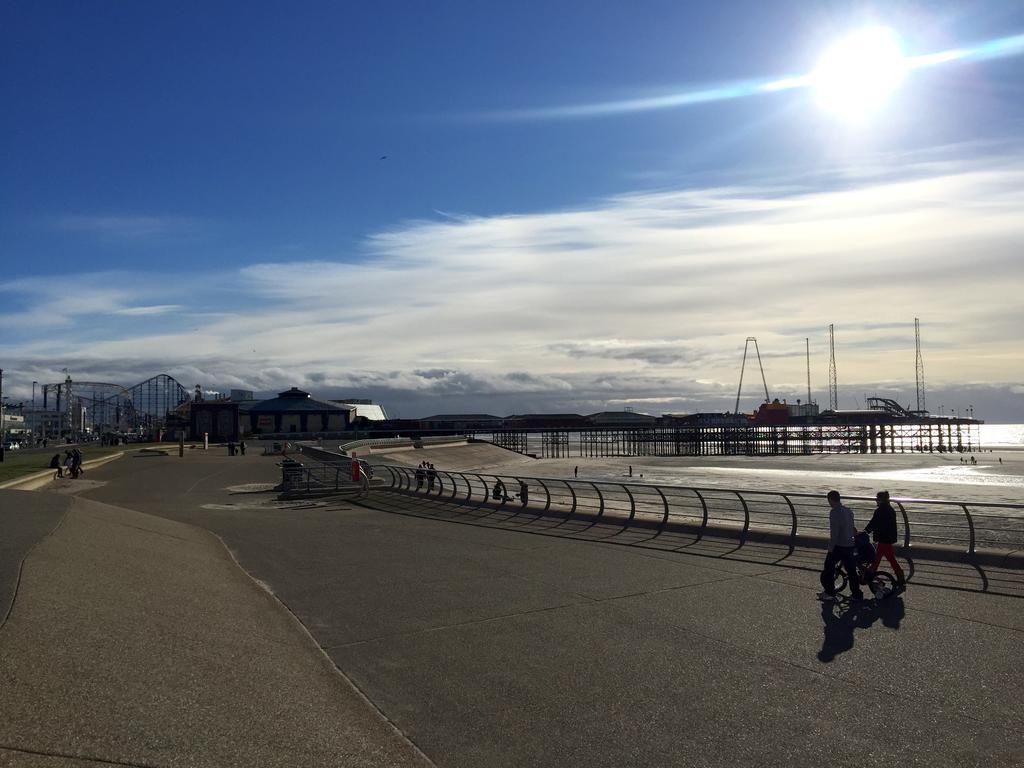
3;152;1024;417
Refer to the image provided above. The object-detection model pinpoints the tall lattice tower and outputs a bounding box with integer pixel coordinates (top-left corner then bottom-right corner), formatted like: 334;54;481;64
915;317;926;413
805;338;812;404
828;324;838;411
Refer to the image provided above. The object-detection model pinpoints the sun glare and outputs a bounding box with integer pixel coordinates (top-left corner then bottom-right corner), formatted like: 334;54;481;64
812;27;908;119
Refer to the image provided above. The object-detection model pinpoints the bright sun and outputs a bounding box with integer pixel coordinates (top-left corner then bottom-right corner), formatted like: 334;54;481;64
812;27;908;119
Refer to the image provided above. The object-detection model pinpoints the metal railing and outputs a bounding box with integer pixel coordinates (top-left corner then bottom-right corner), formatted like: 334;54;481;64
373;465;1024;560
338;435;469;455
279;458;370;497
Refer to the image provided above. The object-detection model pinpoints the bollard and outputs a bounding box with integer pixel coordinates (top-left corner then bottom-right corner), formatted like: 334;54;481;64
179;431;184;458
204;432;208;450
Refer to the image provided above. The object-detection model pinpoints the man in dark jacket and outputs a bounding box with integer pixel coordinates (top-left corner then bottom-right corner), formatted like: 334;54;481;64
863;490;907;588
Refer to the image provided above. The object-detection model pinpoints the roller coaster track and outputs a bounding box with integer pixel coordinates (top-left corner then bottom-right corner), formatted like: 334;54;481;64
40;374;190;432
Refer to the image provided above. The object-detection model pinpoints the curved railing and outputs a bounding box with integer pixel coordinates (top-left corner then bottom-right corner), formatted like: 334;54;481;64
338;435;468;455
279;457;370;498
372;465;1024;561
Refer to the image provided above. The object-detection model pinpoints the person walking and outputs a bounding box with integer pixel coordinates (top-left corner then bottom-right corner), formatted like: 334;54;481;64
574;466;578;478
818;490;864;602
415;464;425;491
239;440;246;456
426;463;437;492
863;491;907;590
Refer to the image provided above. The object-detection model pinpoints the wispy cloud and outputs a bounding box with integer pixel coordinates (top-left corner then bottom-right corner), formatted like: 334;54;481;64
470;32;1024;122
54;214;200;239
111;304;183;316
4;152;1024;417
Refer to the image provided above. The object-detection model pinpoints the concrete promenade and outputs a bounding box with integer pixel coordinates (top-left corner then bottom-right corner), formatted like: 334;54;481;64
1;447;1022;766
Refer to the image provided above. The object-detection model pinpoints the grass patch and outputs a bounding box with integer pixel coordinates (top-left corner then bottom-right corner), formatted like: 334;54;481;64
0;443;167;485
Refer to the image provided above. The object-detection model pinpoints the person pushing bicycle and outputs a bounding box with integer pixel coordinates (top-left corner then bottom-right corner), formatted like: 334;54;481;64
862;491;907;590
818;490;865;602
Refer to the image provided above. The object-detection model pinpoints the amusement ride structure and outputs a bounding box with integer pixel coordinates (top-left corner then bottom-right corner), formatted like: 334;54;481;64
39;372;190;436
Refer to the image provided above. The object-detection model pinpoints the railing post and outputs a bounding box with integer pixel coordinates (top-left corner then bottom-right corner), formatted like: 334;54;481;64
591;482;604;518
621;484;636;522
654;486;669;528
693;489;709;539
733;491;750;542
567;481;578;518
962;503;976;555
537;479;551;512
895;501;911;549
782;494;797;543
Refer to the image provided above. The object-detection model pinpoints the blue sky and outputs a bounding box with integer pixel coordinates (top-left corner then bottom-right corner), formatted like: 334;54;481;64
3;2;1024;419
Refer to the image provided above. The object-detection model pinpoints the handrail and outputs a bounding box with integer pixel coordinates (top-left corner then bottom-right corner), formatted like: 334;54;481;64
373;464;1024;559
337;435;469;455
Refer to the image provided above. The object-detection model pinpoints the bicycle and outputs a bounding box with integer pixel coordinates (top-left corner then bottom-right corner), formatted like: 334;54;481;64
834;533;898;599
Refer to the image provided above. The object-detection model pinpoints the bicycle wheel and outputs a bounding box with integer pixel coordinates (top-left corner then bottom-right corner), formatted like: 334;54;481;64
833;564;849;594
867;570;896;599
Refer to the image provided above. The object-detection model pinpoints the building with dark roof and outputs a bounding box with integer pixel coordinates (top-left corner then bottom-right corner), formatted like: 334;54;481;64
586;411;657;426
241;387;352;435
420;414;504;430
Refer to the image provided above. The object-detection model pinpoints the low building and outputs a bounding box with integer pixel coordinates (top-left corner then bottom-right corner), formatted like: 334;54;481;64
22;408;68;438
586;411;657;426
420;414;503;431
661;412;749;427
242;387;352;436
191;401;240;442
330;399;388;421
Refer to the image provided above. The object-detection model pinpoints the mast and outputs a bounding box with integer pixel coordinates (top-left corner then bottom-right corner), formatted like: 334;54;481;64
735;336;770;413
828;324;838;411
805;337;812;404
915;317;926;412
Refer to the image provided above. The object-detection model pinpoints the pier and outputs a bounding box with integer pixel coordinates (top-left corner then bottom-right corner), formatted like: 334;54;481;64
491;420;983;458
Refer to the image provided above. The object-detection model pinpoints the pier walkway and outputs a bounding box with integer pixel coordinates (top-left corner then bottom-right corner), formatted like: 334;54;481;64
1;448;1021;766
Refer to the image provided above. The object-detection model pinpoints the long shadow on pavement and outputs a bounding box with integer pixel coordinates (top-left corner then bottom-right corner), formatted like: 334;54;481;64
355;490;1024;600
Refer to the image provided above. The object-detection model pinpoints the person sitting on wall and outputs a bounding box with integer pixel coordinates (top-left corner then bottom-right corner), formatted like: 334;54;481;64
492;479;506;501
50;453;63;478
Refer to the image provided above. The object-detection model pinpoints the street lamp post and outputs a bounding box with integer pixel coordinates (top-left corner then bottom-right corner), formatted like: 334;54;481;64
0;368;4;462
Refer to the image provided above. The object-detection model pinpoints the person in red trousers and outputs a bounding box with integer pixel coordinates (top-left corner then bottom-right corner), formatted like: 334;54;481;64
864;491;907;590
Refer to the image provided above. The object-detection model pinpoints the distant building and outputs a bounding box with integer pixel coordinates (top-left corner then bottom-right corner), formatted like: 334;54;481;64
661;412;748;427
786;400;820;421
242;387;352;435
420;414;503;431
586;411;657;426
330;400;388;421
503;414;588;429
230;389;255;402
191;401;240;442
22;408;67;438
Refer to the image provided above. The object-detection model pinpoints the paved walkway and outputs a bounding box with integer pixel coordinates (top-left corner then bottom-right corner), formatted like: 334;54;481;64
2;448;1022;766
